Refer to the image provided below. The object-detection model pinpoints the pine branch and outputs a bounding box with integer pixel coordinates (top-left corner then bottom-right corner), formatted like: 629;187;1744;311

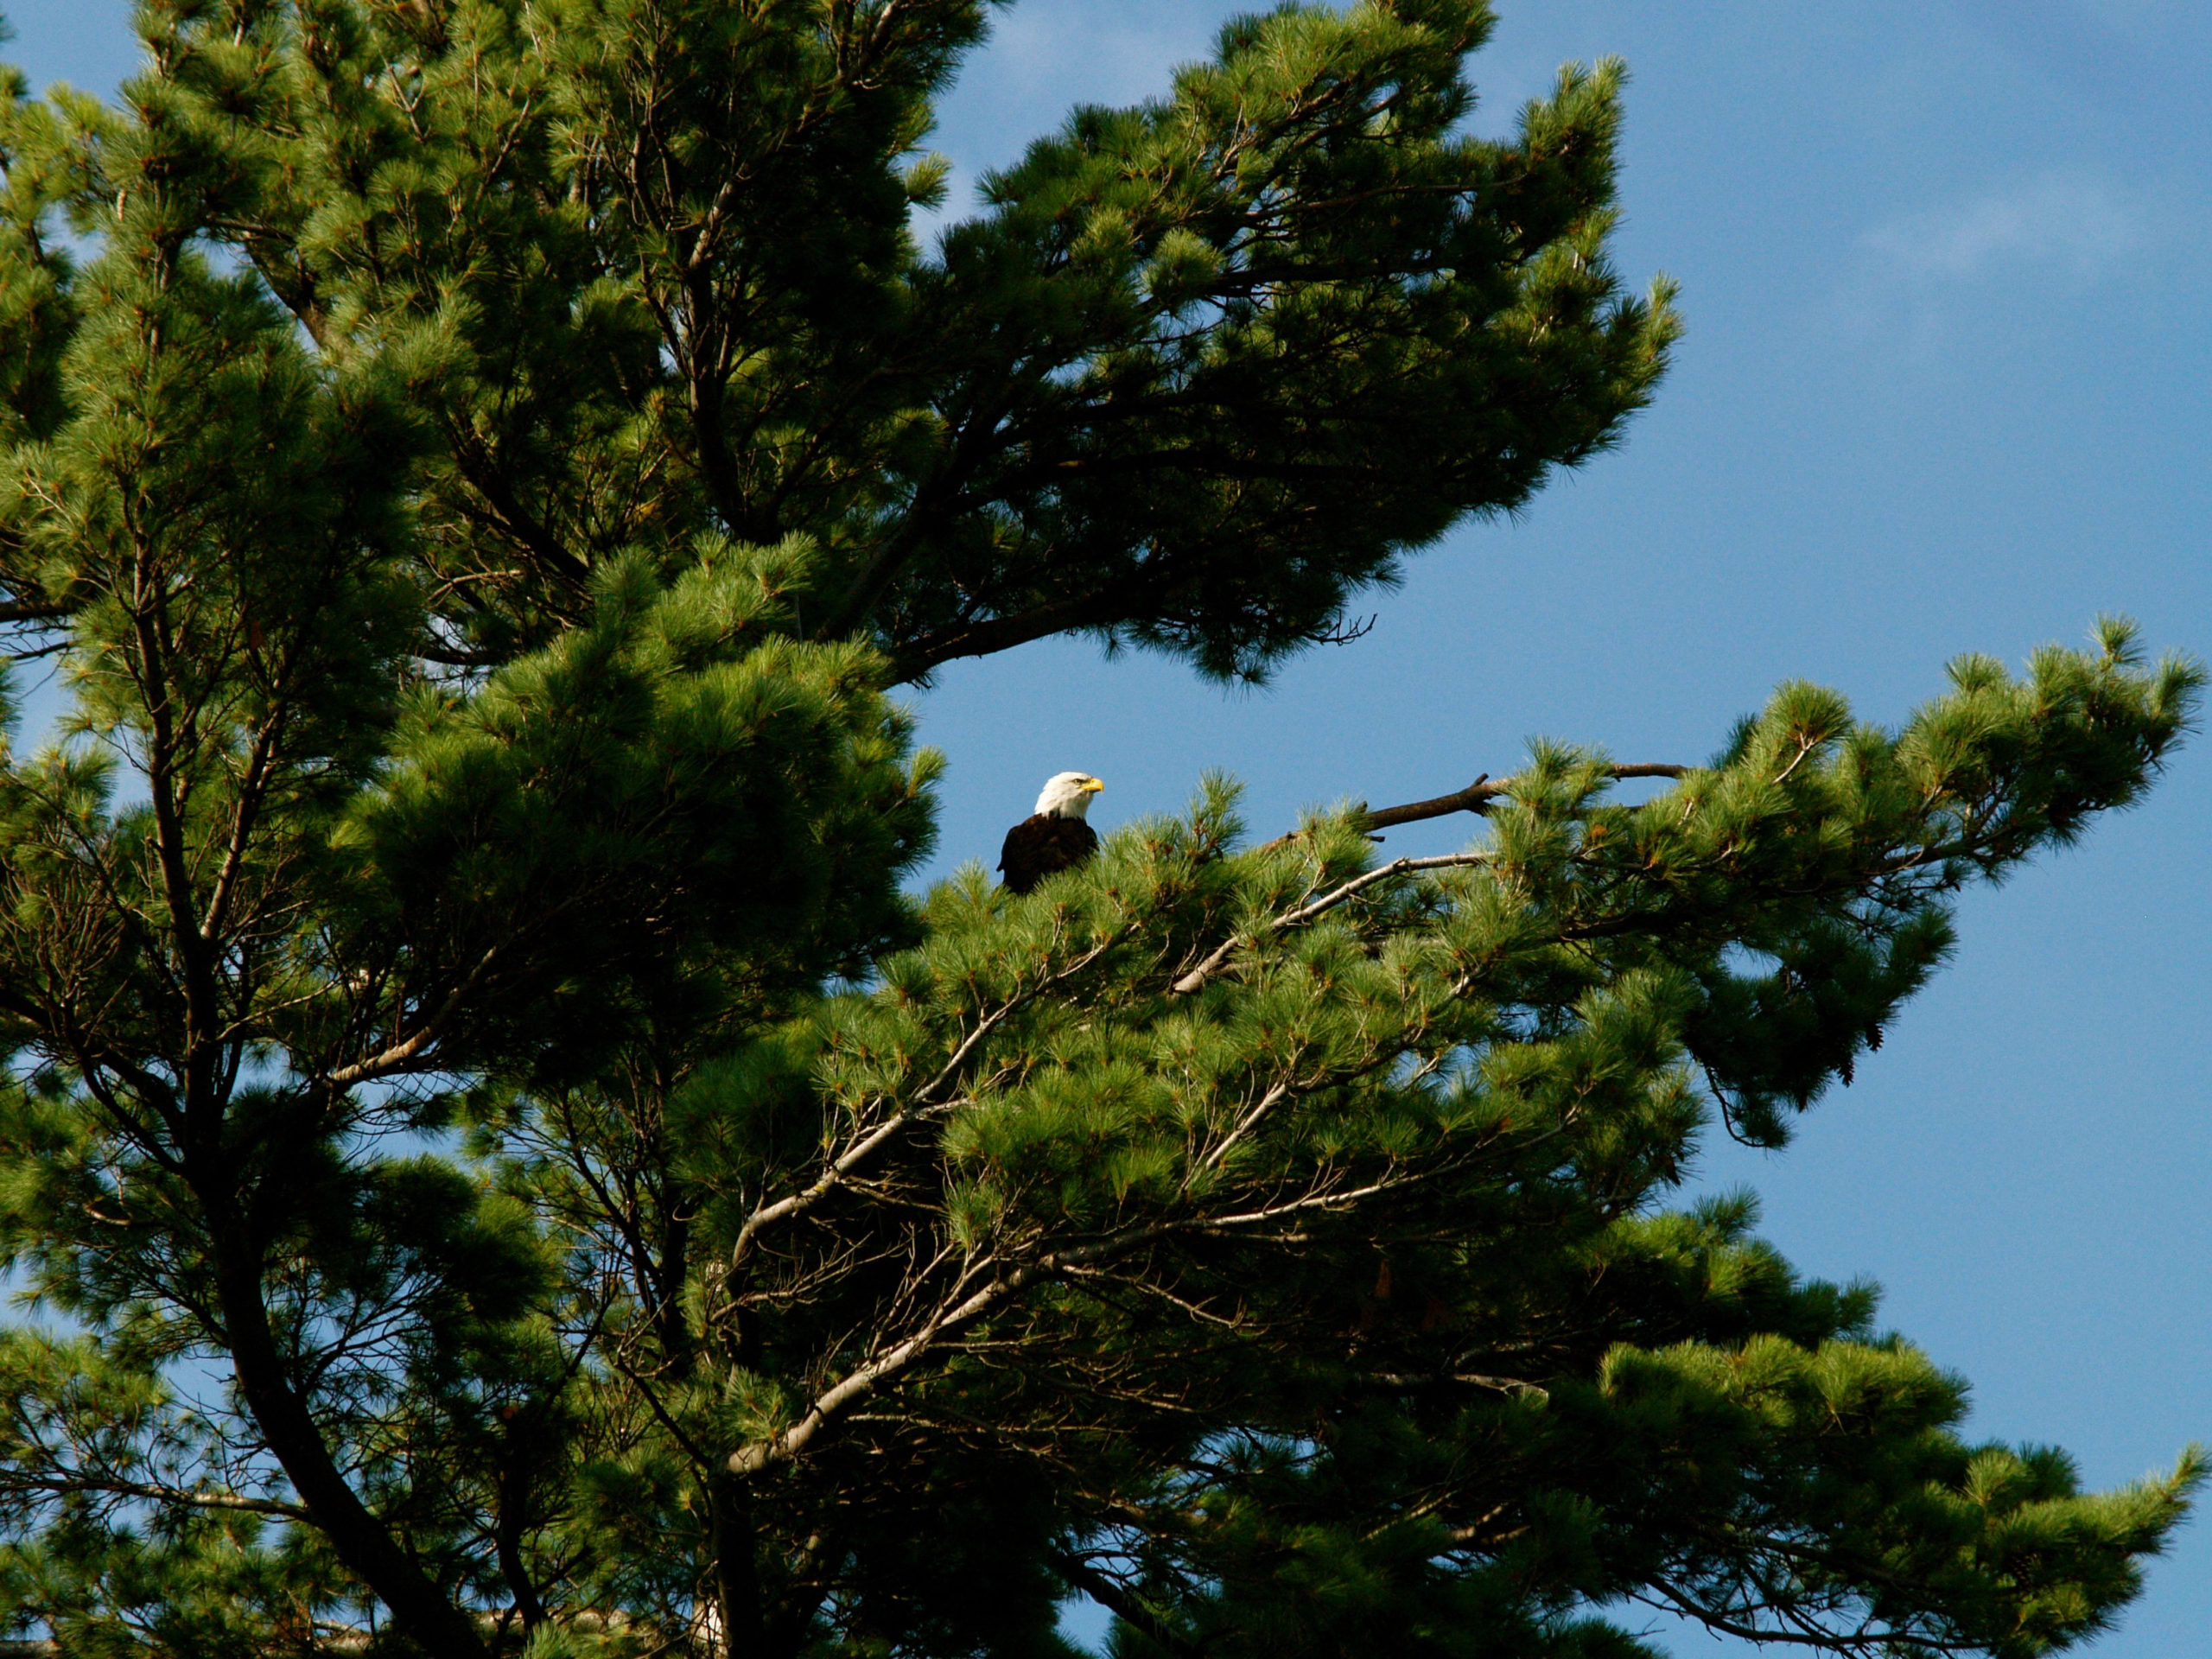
728;931;1127;1268
1047;1550;1204;1659
1266;761;1692;847
0;598;71;623
1169;760;1690;991
1171;852;1494;995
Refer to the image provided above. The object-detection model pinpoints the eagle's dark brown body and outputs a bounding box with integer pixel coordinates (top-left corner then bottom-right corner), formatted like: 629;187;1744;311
997;813;1099;894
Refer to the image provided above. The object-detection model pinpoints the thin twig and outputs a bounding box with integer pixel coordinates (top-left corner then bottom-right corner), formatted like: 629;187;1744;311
1171;852;1492;995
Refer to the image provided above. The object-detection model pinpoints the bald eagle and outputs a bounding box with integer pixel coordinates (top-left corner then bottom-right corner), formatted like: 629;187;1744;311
998;772;1103;894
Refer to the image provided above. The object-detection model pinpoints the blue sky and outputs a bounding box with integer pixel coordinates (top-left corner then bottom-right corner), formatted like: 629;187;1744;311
7;2;2209;1653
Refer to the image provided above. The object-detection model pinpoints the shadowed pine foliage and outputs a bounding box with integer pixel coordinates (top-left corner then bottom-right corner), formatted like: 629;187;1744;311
0;0;1675;683
0;3;2202;1657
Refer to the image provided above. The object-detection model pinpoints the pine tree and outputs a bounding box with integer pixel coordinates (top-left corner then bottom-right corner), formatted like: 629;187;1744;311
0;3;2200;1657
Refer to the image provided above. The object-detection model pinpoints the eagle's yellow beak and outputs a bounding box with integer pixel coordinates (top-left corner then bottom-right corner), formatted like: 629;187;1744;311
1083;777;1105;793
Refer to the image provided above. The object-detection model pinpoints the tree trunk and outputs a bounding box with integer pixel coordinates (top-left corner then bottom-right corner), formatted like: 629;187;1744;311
709;1470;781;1659
212;1231;491;1659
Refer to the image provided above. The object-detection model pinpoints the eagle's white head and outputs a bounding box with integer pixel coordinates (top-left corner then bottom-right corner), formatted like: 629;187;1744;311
1034;772;1105;820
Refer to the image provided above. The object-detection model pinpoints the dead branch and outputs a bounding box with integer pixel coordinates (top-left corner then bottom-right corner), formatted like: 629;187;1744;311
1263;761;1690;849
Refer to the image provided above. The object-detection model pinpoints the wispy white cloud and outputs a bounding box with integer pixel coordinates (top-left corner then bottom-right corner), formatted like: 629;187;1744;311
1865;171;2145;283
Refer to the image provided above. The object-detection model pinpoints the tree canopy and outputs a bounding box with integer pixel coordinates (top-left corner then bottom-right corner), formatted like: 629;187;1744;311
0;3;2200;1657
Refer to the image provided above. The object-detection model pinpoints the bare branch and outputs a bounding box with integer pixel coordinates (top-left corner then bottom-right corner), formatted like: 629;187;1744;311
324;944;504;1089
728;1217;1190;1476
1265;761;1691;849
1172;852;1492;995
0;598;72;624
1633;1583;1965;1656
729;931;1126;1268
